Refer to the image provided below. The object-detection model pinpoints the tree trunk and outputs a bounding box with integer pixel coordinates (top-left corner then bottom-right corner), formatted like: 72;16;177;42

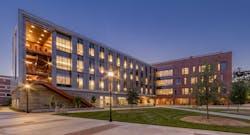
237;103;240;112
206;97;209;119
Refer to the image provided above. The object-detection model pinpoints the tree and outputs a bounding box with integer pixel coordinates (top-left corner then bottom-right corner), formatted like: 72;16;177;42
91;96;96;103
73;96;82;108
191;63;223;119
126;89;140;108
230;81;248;112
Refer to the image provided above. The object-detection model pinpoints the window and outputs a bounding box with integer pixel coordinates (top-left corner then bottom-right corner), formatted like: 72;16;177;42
221;62;227;71
77;60;84;72
99;78;104;90
57;71;71;87
182;88;189;95
184;77;187;85
130;62;133;69
191;77;197;84
175;78;181;85
192;66;196;72
89;43;95;57
124;60;127;69
156;79;173;86
117;82;120;92
56;33;71;53
156;69;173;77
124;73;127;79
99;63;105;74
108;51;113;62
156;88;173;95
116;55;120;67
56;56;72;71
77;76;83;89
89;59;95;74
182;67;189;75
99;47;105;59
77;39;84;55
89;76;95;90
130;73;133;80
199;65;206;72
217;63;221;71
136;65;139;70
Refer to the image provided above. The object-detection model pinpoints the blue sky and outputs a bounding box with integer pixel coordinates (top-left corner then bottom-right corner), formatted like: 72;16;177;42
0;0;250;76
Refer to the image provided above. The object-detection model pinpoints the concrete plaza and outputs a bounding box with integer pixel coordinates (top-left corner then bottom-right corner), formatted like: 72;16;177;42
0;107;248;135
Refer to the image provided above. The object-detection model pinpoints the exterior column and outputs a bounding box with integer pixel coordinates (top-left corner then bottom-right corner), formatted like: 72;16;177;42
71;36;78;88
51;31;57;86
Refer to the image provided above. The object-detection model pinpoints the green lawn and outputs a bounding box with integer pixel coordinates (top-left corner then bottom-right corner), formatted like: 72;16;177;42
185;107;250;116
60;108;250;134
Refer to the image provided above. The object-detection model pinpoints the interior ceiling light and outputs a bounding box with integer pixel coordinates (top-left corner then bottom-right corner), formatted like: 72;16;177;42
41;34;44;37
39;38;42;40
27;34;31;37
43;30;47;33
37;41;40;44
31;25;35;28
29;30;33;33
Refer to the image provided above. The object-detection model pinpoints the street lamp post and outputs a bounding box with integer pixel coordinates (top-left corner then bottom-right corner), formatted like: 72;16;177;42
108;71;114;122
24;84;31;113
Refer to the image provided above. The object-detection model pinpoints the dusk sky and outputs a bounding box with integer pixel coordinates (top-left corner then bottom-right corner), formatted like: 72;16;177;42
0;0;250;76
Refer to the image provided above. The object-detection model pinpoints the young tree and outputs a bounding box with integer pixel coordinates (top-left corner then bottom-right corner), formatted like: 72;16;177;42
126;89;140;108
230;81;248;112
191;63;223;119
91;96;96;103
73;96;82;108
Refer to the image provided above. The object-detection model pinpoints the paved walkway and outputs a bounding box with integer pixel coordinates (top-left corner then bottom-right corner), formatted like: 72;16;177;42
166;107;250;120
0;107;248;135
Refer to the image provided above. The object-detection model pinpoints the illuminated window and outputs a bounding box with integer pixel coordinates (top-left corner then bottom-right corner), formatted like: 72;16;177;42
141;66;144;71
56;56;72;71
156;79;173;86
141;87;143;94
136;76;139;81
89;59;95;74
182;88;189;95
77;60;84;72
108;51;113;62
99;63;104;74
77;40;84;55
124;73;127;79
130;62;133;69
184;77;187;85
99;79;104;90
117;81;120;92
89;76;95;90
99;47;105;59
156;69;173;77
136;65;139;70
199;65;206;72
192;66;196;72
56;71;71;87
56;34;71;53
124;60;127;69
156;88;173;95
182;67;189;75
130;73;133;80
116;56;120;67
77;76;83;89
191;77;197;84
145;78;148;85
89;43;95;57
217;63;220;71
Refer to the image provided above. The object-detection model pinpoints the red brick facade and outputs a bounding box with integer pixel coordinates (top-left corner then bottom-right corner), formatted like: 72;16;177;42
153;52;232;105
